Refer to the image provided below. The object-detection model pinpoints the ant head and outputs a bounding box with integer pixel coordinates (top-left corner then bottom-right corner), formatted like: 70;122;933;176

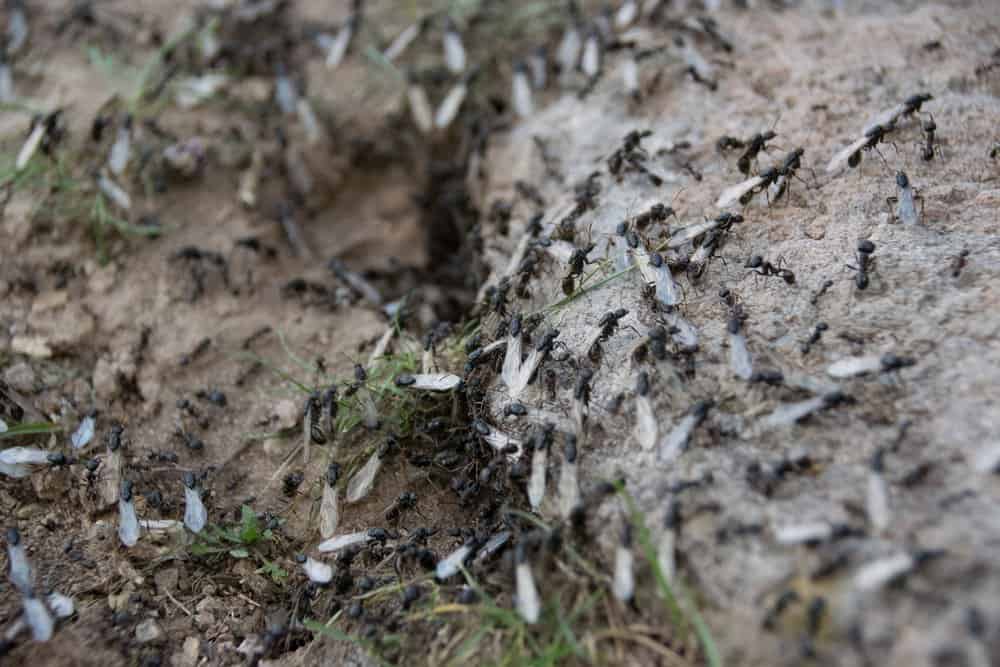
857;239;876;254
895;171;909;188
745;254;763;269
763;130;778;141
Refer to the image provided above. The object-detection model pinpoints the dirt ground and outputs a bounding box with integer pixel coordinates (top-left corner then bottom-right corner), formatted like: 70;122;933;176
1;1;999;666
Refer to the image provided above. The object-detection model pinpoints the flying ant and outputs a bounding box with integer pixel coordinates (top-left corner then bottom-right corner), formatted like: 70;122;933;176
745;255;795;285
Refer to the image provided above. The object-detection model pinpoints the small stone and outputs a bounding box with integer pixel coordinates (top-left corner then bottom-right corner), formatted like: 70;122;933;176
15;503;41;519
2;361;37;392
175;636;200;667
135;618;165;643
803;219;826;240
974;189;1000;207
154;567;179;593
11;336;52;359
273;399;299;430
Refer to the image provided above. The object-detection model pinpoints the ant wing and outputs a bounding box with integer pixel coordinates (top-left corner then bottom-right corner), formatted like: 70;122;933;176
319;483;340;539
434;81;468;130
826;135;870;174
23;595;54;641
118;498;141;547
436;543;473;580
317;530;370;553
384;22;421;62
716;175;764;208
515;560;542;623
773;521;833;546
666;219;718;248
15;122;45;171
658;411;697;463
613;542;636;602
325;22;354;69
483;429;522;457
635;250;680;306
346;449;383;503
302;556;333;584
863;103;906;136
0;446;50;467
750;395;828;435
475;530;512;565
827;355;882;378
528;447;547;510
405;373;462;392
729;330;754;380
407;83;434;135
71;415;96;450
558;458;580;520
184;486;207;534
854;553;914;593
633;393;658;450
663;310;699;348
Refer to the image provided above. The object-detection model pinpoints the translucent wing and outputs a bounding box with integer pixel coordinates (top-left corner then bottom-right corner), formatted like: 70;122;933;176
325;22;353;69
512;69;534;118
752;395;828;434
528;448;547;511
556;26;581;73
15;123;45;171
664;310;699;348
296;99;322;145
773;521;832;545
658;413;695;463
827;355;882;378
636;250;680;306
108;125;131;175
7;542;32;595
657;529;676;583
863;104;905;136
407;374;462;392
184;486;207;534
71;416;95;450
515;561;541;623
302;557;333;584
729;331;753;380
666;219;719;248
384;23;420;62
853;553;914;593
434;82;467;130
97;172;131;211
501;331;523;390
581;34;601;78
443;30;466;74
118;498;140;547
612;545;635;602
633;394;658;450
23;595;54;641
0;447;49;466
475;531;512;564
346;448;382;503
616;0;638;28
558;459;580;519
407;84;434;135
826;134;869;174
897;187;919;226
317;530;370;553
866;471;890;532
716;175;763;208
436;544;472;580
510;348;542;400
483;430;522;457
319;483;340;539
368;326;395;366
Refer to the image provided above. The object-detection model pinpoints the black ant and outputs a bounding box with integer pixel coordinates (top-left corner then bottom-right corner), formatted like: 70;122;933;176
920;113;940;161
846;240;876;290
745;255;795;285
